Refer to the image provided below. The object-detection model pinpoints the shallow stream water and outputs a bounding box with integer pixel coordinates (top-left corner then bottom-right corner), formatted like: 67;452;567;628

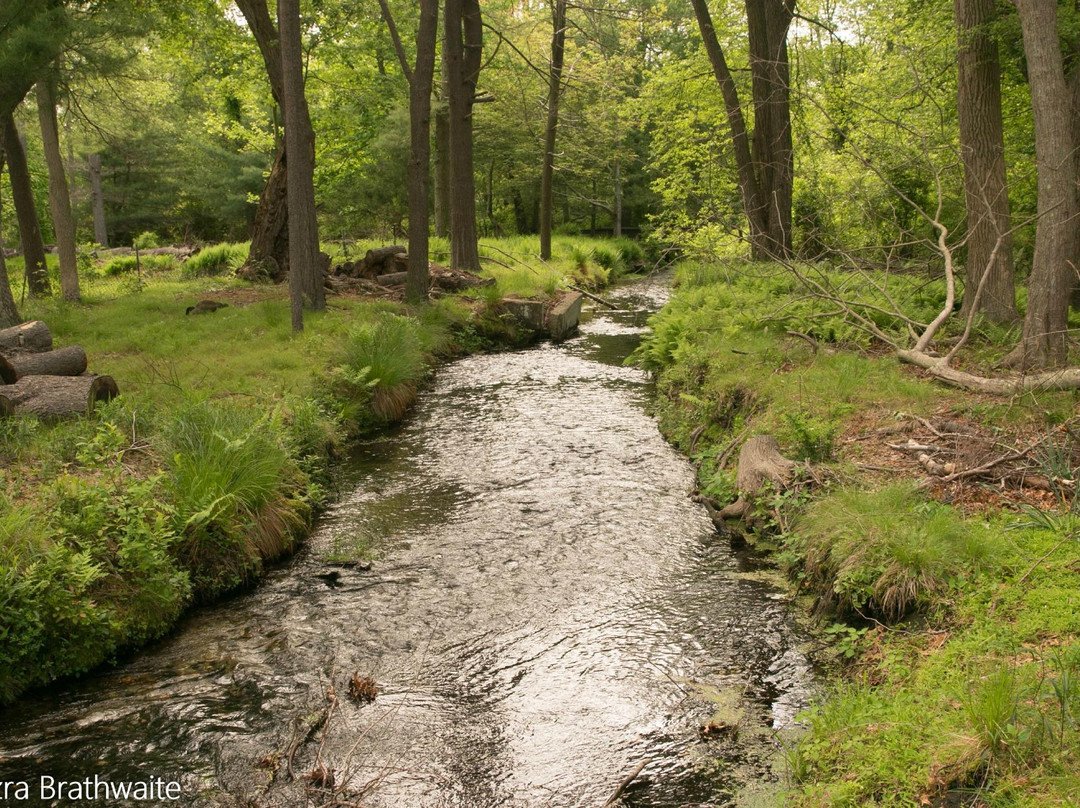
0;274;814;807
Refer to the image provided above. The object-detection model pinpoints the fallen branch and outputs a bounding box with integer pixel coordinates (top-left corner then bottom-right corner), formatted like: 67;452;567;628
567;284;622;310
785;329;819;353
898;349;1080;394
601;761;648;807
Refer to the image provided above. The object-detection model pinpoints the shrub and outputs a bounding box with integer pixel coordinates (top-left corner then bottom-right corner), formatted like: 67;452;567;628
133;231;161;250
614;237;645;266
781;410;840;462
0;477;190;703
593;246;627;278
788;483;993;620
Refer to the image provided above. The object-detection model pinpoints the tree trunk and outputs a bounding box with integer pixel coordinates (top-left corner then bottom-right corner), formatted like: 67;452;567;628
235;0;295;284
0;374;118;421
1;112;50;297
434;98;451;239
444;0;483;272
1066;35;1080;308
87;153;108;247
278;0;321;330
539;0;567;261
0;345;87;382
954;0;1017;323
36;79;79;302
613;156;623;238
691;0;794;260
0;320;51;351
407;1;439;303
244;146;289;282
718;435;796;519
746;0;794;258
1006;0;1078;368
0;148;22;328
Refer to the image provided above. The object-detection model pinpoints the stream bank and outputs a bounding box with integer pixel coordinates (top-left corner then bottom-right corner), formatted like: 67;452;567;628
0;271;814;806
634;260;1080;807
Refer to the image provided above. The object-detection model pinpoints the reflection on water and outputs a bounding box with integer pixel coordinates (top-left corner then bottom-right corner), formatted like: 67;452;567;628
0;273;813;807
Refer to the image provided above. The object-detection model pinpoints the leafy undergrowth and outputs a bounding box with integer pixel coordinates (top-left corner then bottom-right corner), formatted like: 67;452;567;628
0;235;630;704
632;261;1080;807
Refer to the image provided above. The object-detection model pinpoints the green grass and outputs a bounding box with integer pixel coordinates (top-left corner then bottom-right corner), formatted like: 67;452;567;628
787;483;995;620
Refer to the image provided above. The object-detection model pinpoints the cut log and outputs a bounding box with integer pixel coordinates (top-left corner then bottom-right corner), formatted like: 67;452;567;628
375;271;408;287
0;345;88;381
0;374;119;421
720;435;797;519
0;321;52;352
365;245;406;266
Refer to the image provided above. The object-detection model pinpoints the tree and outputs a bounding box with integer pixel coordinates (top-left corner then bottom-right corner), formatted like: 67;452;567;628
444;0;483;271
234;0;291;282
279;0;323;331
1005;0;1077;368
377;0;440;303
539;0;567;261
0;147;23;327
0;1;68;123
36;76;79;302
691;0;794;260
954;0;1016;323
1;112;50;297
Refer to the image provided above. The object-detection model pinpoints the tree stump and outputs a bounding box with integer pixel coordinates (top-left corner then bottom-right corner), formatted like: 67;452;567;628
719;435;796;520
0;375;119;421
0;345;88;382
0;321;52;352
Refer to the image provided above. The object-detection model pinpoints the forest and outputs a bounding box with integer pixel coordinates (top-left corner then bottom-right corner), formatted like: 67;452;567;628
1;0;1080;806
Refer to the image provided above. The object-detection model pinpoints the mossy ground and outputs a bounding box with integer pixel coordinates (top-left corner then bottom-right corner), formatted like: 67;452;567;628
633;260;1080;807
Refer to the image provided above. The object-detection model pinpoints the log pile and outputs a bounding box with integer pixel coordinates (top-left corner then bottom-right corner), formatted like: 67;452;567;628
326;250;494;298
0;321;118;420
330;245;407;280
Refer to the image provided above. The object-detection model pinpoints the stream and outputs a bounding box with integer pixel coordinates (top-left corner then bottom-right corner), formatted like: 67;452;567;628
0;273;814;807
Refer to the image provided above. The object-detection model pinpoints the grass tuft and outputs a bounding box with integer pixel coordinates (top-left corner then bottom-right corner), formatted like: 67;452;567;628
789;483;993;621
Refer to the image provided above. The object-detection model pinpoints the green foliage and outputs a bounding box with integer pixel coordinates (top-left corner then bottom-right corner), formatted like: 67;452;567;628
181;243;247;278
133;231;160;250
789;484;993;621
161;400;296;597
102;253;178;276
780;410;840;462
592;246;627;278
0;475;189;703
327;313;426;427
